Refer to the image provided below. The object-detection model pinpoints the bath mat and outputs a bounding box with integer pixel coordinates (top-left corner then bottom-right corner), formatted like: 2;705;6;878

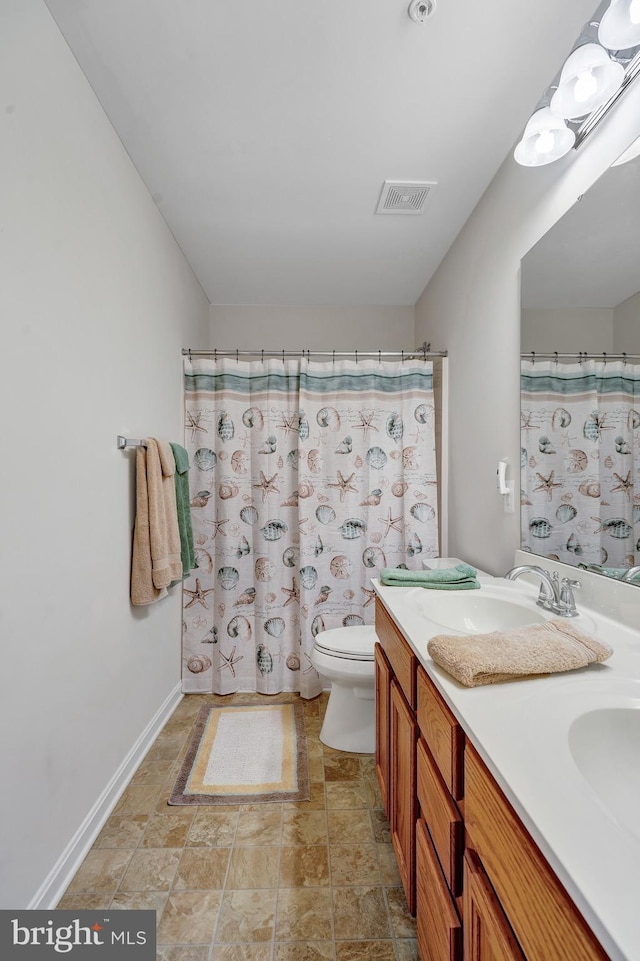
168;701;310;805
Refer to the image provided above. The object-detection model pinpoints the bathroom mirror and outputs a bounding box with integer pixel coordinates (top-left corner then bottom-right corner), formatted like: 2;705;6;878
520;146;640;581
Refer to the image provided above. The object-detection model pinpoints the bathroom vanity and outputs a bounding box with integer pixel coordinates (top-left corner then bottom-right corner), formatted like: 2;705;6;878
373;563;640;961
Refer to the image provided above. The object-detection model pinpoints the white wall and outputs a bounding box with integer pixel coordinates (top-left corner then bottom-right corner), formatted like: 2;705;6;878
210;304;416;351
0;1;209;907
521;307;614;353
614;290;640;352
415;81;640;575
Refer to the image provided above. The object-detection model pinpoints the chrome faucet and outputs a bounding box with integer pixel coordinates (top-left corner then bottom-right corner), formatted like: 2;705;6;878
504;565;581;617
621;566;640;582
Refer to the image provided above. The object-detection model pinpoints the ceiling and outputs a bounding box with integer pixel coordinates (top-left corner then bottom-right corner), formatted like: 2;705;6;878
44;0;597;306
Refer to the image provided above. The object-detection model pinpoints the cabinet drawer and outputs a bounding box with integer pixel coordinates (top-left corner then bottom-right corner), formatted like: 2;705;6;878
375;600;417;709
464;849;525;961
417;736;464;897
465;744;609;961
416;817;462;961
417;665;464;799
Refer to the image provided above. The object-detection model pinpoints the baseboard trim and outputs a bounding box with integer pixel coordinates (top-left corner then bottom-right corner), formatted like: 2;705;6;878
29;682;183;910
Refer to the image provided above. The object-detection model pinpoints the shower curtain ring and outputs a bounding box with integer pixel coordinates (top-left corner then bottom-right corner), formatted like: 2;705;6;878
623;352;627;366
261;349;264;363
332;350;335;365
530;351;535;365
355;350;358;364
554;351;558;365
282;349;285;363
236;349;239;363
401;350;405;364
378;350;381;365
602;352;607;365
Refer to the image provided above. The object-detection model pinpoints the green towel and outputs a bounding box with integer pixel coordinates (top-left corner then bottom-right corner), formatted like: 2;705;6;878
380;563;480;590
170;442;196;577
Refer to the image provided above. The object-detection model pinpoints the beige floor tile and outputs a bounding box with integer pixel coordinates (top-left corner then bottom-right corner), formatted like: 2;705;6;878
129;758;177;787
94;814;148;848
370;810;391;843
216;888;277;943
393;939;420;961
157;946;211;961
376;843;402;885
113;783;163;816
284;782;326;810
385;887;417;939
140;810;196;848
157;891;222;944
329;844;381;886
110;890;167;919
276;888;333;941
275;942;336;960
335;942;395;961
323;757;362;782
235;809;283;845
173;847;231;890
226;845;280;889
212;945;273;961
282;810;328;845
118;849;181;892
279;845;330;887
332;886;390;941
66;849;134;896
325;781;372;810
308;756;326;781
55;893;113;910
327;810;374;844
358;756;376;780
187;811;239;847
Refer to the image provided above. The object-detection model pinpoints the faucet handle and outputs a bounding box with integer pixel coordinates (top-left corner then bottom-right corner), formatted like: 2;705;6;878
559;577;581;616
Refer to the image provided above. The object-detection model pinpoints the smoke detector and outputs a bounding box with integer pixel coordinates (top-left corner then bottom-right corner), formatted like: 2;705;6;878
408;0;436;22
376;181;436;215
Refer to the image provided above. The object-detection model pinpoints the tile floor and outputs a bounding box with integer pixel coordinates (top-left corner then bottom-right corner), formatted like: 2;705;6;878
57;692;418;961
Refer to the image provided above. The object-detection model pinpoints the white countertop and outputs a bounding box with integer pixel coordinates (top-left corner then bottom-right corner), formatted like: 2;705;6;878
373;571;640;961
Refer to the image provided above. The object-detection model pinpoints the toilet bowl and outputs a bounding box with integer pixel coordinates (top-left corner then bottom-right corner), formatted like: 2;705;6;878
310;624;377;754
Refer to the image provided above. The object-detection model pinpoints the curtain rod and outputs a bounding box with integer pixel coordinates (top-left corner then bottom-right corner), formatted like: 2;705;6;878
522;351;640;362
183;343;447;360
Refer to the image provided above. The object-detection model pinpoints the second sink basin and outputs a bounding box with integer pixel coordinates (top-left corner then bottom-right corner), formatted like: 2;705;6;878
413;589;548;634
569;705;640;842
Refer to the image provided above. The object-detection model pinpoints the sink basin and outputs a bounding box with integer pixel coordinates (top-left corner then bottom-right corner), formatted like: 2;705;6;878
569;706;640;841
413;590;548;634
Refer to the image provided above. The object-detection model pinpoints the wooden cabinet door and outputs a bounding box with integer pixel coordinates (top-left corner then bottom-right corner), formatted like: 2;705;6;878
416;818;462;961
390;678;418;915
464;850;525;961
375;643;391;818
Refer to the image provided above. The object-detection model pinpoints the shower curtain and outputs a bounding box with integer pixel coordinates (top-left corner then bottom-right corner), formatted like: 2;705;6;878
521;358;640;569
181;355;439;697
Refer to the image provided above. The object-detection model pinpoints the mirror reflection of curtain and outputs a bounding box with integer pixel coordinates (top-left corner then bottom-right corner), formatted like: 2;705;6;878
181;355;439;697
521;359;640;570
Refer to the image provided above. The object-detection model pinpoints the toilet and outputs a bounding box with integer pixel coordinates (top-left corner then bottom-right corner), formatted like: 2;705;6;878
310;624;377;754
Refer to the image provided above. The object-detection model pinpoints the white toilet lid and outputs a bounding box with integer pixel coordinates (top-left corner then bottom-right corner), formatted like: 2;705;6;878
313;625;377;661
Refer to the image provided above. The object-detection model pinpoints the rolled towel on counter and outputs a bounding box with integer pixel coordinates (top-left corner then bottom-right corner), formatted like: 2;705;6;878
427;619;613;688
380;563;480;590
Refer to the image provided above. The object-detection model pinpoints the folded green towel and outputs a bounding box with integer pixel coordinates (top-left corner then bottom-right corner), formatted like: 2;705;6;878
380;564;480;590
170;442;196;578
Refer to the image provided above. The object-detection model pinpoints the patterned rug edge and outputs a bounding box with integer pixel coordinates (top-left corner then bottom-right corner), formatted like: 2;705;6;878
167;699;310;805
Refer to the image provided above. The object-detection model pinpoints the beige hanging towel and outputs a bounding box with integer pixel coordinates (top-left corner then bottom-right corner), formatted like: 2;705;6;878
131;439;182;605
427;619;613;688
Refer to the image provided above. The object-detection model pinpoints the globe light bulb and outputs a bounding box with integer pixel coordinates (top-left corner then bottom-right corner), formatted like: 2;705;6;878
535;130;555;155
574;68;598;103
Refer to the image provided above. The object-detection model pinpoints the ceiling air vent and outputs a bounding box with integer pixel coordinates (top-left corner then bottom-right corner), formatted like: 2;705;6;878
376;180;435;215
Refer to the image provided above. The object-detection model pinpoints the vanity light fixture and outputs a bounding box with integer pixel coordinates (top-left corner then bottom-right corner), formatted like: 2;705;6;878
513;105;576;167
550;40;624;119
515;0;640;167
598;0;640;49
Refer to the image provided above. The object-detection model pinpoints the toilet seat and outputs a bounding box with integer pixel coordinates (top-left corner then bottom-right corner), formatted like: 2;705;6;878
313;625;376;661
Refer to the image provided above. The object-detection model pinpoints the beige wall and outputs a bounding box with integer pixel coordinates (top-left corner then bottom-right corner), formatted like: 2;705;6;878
209;304;416;351
614;290;640;353
0;0;209;908
521;308;614;353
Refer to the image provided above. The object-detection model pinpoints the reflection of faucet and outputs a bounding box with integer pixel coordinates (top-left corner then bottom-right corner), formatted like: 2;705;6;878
504;565;581;617
621;566;640;582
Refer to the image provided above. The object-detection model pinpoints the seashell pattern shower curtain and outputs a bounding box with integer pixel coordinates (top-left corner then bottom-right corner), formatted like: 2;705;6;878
182;355;439;697
521;359;640;569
